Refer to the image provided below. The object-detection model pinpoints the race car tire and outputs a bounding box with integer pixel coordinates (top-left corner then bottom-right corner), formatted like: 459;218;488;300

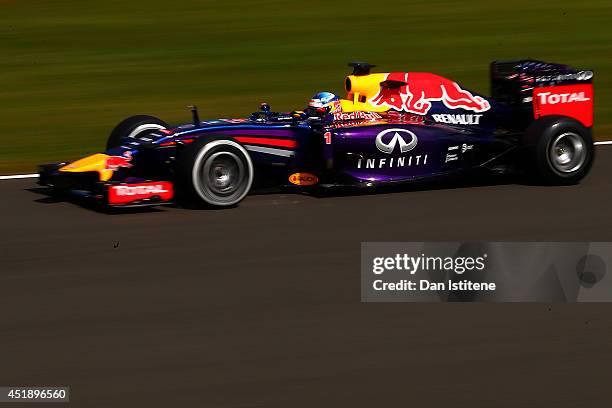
521;116;594;185
106;115;169;150
176;138;254;208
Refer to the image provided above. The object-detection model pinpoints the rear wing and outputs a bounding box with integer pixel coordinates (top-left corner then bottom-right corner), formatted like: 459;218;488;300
491;60;593;127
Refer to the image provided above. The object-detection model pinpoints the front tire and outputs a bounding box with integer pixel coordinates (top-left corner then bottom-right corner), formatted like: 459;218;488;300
176;138;254;208
521;116;594;185
107;115;169;150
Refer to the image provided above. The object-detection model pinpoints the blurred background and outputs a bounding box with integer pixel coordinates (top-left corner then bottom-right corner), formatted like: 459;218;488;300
1;0;610;174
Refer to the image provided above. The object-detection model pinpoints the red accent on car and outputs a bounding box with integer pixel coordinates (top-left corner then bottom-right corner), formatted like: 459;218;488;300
108;181;174;205
371;72;490;115
324;132;332;145
160;138;194;147
105;152;133;170
234;137;297;148
533;84;593;127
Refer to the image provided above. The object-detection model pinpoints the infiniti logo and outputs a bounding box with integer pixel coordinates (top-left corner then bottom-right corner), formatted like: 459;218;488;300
375;128;418;154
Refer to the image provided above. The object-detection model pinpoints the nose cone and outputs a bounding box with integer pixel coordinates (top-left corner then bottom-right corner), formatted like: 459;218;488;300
59;153;114;181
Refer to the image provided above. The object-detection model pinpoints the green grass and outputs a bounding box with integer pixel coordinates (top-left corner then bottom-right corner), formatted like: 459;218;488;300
1;0;611;173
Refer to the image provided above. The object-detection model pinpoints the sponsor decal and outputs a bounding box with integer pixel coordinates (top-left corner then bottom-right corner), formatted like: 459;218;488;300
105;151;133;171
432;114;483;125
108;181;173;204
333;111;382;121
386;112;426;124
333;120;376;129
533;84;593;127
445;153;458;163
330;101;342;114
445;143;474;163
370;72;490;115
461;143;473;153
444;144;473;164
288;172;319;186
535;70;593;83
536;91;590;105
357;155;428;169
375;128;418;154
357;128;427;169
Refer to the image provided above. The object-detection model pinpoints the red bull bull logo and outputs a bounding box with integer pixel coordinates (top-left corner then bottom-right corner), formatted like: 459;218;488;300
370;73;490;115
105;151;133;171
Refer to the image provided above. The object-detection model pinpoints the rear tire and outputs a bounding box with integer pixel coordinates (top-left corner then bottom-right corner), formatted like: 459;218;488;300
176;138;254;208
107;115;169;150
521;116;594;185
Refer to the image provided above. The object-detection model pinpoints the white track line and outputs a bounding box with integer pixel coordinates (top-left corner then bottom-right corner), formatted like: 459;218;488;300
0;173;38;180
0;141;611;180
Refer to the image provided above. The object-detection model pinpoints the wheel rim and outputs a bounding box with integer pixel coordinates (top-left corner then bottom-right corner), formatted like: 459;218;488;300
193;144;252;206
548;132;586;174
126;124;166;139
203;152;244;197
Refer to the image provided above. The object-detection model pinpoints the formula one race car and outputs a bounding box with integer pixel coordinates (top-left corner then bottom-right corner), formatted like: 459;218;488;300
39;60;595;208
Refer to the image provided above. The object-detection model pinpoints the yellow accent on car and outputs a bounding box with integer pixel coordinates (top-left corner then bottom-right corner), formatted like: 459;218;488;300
59;153;114;181
340;73;389;112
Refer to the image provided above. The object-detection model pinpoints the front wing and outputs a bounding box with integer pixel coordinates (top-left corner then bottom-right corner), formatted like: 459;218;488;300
38;163;174;208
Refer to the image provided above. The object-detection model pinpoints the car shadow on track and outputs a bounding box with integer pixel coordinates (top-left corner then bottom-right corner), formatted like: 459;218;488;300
307;174;520;198
26;174;529;213
26;187;168;215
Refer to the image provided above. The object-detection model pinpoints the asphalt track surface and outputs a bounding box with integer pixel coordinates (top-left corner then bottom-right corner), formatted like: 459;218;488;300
2;149;612;407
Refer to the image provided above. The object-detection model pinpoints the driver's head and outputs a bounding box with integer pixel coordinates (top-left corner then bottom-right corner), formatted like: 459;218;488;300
308;92;340;115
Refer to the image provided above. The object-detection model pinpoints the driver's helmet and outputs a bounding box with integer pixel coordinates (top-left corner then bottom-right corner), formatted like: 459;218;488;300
308;91;341;114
